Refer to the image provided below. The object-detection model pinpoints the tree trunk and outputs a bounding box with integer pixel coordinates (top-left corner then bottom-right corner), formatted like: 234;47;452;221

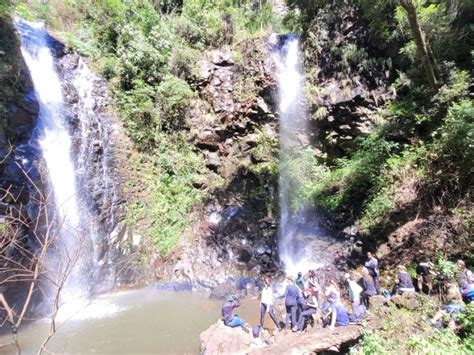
399;0;439;89
399;0;439;90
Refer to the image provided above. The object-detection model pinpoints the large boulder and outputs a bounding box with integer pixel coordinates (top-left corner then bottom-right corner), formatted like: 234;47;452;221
200;320;253;355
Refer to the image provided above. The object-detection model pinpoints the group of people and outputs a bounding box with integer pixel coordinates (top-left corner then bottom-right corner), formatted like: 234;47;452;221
220;253;474;341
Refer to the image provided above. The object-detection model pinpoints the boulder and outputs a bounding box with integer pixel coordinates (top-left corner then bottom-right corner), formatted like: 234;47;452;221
200;320;253;355
391;293;419;310
369;295;386;312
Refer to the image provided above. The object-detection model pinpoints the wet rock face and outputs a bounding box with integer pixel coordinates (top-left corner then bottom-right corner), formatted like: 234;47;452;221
0;16;45;310
56;52;126;235
155;38;283;287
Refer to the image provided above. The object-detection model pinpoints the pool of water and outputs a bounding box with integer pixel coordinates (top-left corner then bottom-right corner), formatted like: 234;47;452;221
0;288;259;354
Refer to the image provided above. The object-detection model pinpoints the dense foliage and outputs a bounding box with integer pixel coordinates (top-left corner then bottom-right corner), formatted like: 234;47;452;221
9;0;285;254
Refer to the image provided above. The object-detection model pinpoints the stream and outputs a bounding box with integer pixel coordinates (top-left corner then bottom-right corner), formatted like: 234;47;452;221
0;289;258;354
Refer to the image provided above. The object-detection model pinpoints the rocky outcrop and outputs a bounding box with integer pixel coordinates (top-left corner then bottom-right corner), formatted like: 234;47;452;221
153;38;284;288
200;319;376;354
303;2;396;160
57;51;126;237
200;320;254;354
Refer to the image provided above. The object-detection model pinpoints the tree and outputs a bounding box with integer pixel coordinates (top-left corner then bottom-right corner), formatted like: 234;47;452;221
0;162;84;355
397;0;439;90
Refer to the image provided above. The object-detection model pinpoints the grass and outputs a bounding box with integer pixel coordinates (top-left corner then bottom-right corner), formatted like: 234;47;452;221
353;302;471;354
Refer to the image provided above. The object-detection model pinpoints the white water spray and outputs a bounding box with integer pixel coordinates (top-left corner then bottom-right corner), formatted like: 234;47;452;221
14;19;103;304
274;36;329;276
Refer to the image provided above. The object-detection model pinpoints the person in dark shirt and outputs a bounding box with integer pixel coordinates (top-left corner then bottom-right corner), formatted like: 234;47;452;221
361;267;377;307
221;295;247;331
283;276;301;331
391;265;415;295
364;251;380;292
296;288;318;332
416;259;435;294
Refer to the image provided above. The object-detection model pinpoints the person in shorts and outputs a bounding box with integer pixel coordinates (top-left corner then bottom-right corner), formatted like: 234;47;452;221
416;259;435;294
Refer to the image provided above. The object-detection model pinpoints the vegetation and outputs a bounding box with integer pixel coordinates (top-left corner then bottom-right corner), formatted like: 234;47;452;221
353;303;474;354
5;0;473;350
9;0;287;254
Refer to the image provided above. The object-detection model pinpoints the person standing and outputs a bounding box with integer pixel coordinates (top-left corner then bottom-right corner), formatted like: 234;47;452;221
307;269;321;302
295;272;306;292
361;267;377;307
259;276;282;331
345;273;365;319
283;276;301;331
365;252;380;292
416;259;435;294
456;260;473;288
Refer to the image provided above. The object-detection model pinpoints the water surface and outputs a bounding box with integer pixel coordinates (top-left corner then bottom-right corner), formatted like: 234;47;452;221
0;289;258;354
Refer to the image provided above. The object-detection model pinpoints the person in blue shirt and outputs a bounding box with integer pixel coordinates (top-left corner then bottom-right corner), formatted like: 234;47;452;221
321;292;349;330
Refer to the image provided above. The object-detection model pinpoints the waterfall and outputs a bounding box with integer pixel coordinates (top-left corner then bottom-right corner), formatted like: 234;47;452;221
15;19;118;304
274;35;329;276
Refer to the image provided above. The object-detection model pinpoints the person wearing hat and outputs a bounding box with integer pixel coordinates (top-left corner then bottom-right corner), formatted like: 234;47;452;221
321;291;349;330
221;294;248;331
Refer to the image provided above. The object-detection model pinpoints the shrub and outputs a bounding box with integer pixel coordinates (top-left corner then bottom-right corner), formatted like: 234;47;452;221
169;45;200;80
116;23;167;87
156;75;195;131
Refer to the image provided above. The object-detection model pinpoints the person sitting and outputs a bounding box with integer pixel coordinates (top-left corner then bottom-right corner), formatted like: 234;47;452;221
361;267;377;307
461;283;474;304
430;275;464;330
416;258;435;294
295;272;306;292
259;276;282;331
249;326;265;349
365;251;380;292
391;265;416;295
283;276;301;331
322;292;349;330
296;288;318;332
221;295;247;331
345;272;366;319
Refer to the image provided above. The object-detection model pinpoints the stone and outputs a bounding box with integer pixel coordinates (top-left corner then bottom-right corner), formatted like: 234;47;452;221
391;293;419;310
200;320;253;355
369;295;386;312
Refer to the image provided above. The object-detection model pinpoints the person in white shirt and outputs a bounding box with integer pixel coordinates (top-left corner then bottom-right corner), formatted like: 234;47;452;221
260;276;282;331
345;273;365;319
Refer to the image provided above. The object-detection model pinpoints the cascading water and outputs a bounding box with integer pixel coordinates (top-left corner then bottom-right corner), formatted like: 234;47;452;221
15;19;119;305
274;35;330;276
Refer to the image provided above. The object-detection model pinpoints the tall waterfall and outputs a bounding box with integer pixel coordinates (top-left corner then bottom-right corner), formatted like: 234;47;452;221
15;19;118;303
274;35;328;276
